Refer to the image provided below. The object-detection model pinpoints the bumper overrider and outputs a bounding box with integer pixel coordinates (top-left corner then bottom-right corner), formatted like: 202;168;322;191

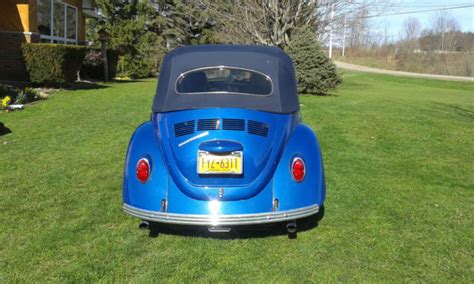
123;204;319;226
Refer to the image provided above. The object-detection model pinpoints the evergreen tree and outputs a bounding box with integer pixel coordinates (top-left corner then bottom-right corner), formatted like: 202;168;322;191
286;26;341;95
89;0;218;78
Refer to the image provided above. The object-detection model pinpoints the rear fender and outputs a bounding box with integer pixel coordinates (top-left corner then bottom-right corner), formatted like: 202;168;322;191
273;124;326;211
123;121;168;211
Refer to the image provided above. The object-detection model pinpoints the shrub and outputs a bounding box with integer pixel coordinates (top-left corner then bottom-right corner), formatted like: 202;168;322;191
23;43;86;86
116;54;151;79
15;88;38;104
0;85;40;105
286;26;342;95
115;34;167;79
80;49;119;80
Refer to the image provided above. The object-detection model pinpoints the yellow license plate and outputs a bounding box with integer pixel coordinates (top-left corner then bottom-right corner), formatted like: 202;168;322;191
197;151;243;174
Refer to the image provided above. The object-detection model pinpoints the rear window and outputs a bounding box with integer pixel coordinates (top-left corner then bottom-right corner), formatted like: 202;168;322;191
176;67;272;96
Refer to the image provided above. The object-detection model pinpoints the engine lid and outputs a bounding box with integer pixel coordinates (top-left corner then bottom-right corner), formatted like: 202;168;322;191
154;108;294;201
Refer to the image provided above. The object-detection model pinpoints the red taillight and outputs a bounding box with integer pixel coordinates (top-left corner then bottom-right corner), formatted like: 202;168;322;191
292;157;305;182
136;158;150;183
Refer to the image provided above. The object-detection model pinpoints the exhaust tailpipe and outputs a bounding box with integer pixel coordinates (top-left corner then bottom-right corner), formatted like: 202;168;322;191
139;220;150;230
286;221;297;234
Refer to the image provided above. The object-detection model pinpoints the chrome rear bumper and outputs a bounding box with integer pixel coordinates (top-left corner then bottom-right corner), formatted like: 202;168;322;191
123;203;319;226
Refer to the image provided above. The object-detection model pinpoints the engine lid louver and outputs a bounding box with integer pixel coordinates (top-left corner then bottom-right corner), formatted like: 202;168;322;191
248;120;269;137
174;120;195;137
222;118;245;131
198;118;220;130
174;118;269;137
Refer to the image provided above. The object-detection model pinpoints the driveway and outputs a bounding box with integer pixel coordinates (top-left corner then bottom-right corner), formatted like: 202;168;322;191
335;61;474;82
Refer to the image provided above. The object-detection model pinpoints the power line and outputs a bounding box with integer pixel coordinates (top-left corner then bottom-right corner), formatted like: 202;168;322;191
369;3;473;8
356;4;474;19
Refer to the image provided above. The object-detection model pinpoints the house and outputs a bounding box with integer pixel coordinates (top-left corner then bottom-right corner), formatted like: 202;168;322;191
0;0;99;82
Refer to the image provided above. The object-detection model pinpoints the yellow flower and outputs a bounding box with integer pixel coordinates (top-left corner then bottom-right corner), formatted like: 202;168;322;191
1;96;11;108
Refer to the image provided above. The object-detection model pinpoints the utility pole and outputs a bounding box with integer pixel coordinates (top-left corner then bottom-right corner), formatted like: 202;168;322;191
98;28;110;81
328;2;335;58
342;15;346;57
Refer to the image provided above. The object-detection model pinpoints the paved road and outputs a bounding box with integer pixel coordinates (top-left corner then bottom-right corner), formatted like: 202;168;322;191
335;61;474;82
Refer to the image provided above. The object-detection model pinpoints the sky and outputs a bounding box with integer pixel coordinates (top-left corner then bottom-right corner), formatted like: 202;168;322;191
370;0;474;40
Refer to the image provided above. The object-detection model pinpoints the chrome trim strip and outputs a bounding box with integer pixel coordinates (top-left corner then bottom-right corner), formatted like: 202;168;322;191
123;203;319;226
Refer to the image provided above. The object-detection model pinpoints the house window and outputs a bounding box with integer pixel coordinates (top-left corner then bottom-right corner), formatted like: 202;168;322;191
37;0;78;44
37;0;51;36
66;6;77;40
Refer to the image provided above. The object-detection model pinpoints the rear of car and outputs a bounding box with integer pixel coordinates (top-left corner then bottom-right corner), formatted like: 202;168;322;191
123;45;325;234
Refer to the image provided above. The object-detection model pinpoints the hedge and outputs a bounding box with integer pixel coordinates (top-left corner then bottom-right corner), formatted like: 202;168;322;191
22;43;86;86
80;49;119;80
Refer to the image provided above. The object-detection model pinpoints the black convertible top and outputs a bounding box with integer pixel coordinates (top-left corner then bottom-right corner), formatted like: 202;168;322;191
152;45;299;114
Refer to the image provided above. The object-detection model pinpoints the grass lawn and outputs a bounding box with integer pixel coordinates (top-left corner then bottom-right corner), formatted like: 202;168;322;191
1;72;473;282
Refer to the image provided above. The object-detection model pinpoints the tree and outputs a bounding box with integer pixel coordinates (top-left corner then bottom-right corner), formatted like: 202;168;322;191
89;0;218;78
205;0;390;49
403;17;421;41
346;5;371;48
205;0;318;48
259;0;318;47
286;26;341;95
400;16;421;51
150;1;218;49
428;11;460;52
89;0;165;77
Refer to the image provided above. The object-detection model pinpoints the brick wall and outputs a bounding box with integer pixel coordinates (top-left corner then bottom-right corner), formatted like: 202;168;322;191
0;31;39;82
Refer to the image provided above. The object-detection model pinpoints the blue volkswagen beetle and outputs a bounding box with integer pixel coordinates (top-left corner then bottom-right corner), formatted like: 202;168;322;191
123;45;325;237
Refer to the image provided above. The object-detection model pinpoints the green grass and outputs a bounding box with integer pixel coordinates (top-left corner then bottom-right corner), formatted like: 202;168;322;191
1;72;473;282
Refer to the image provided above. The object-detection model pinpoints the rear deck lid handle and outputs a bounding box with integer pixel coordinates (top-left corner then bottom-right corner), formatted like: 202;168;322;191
199;140;243;153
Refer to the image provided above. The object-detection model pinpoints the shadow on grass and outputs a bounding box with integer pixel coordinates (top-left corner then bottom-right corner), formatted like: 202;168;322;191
146;206;325;239
0;122;12;136
63;79;148;91
65;81;109;90
339;80;371;90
